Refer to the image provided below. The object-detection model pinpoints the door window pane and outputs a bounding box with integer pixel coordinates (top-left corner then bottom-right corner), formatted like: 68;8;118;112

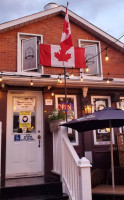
13;97;36;133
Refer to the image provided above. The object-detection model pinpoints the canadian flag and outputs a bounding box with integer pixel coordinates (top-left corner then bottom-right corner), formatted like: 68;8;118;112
39;44;86;68
60;2;73;52
39;3;86;68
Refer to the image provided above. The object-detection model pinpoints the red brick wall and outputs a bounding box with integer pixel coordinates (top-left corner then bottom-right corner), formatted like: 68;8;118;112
0;15;124;77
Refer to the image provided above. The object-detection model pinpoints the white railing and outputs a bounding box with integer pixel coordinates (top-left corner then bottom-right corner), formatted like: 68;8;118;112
52;126;62;174
0;122;2;177
52;126;92;200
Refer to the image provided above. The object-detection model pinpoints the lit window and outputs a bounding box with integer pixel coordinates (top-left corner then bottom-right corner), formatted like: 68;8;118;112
55;95;78;145
91;96;114;145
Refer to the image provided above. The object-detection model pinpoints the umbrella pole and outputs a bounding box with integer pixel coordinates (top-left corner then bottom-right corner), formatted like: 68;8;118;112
110;121;115;189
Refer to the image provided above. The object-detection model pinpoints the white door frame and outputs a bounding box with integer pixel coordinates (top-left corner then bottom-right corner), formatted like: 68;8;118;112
6;90;44;178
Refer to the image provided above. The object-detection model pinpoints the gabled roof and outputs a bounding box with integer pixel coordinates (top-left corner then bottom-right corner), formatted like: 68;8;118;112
0;5;124;53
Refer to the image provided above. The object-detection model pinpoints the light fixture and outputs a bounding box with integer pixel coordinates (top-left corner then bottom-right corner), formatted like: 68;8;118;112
105;47;109;61
105;128;110;132
80;72;83;82
30;80;33;86
107;79;110;84
51;92;55;97
1;83;5;88
57;76;60;82
49;87;55;96
71;67;74;77
85;66;89;72
80;76;83;82
60;78;62;83
103;73;113;83
84;102;92;114
82;87;88;98
0;76;2;82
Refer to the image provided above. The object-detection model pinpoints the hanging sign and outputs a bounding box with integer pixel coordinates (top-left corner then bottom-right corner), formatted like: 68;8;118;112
19;111;31;128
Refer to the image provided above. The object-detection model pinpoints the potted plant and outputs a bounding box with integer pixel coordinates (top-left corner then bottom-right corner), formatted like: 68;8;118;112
48;110;65;132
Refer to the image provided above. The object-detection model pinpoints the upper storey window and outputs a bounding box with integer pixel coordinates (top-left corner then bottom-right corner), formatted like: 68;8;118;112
17;33;43;74
79;39;102;78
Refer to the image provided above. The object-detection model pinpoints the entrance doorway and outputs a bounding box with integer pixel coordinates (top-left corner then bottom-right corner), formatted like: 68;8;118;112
6;91;43;178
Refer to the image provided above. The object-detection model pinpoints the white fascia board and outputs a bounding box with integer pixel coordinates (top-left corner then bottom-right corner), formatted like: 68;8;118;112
0;5;123;49
2;71;124;83
0;6;65;31
68;10;123;48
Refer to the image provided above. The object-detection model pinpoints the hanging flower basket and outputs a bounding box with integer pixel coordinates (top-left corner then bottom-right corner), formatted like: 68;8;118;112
48;110;65;133
49;119;64;133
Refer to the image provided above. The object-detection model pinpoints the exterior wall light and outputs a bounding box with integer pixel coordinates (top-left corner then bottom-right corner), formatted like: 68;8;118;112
82;87;88;98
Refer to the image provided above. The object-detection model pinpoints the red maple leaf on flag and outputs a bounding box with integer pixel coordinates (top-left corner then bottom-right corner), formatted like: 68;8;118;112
54;48;71;62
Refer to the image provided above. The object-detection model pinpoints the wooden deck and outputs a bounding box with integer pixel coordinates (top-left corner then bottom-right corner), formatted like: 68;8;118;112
92;185;124;195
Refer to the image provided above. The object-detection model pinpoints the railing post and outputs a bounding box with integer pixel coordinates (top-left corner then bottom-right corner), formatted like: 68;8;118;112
78;157;92;200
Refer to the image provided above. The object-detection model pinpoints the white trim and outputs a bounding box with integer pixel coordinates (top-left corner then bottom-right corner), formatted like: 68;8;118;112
78;39;103;80
55;94;79;146
91;95;115;145
117;97;124;133
0;6;123;50
6;90;44;177
17;32;43;74
0;122;1;177
0;6;65;31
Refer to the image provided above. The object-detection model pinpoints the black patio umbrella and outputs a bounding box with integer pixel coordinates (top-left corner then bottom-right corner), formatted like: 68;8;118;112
61;107;124;189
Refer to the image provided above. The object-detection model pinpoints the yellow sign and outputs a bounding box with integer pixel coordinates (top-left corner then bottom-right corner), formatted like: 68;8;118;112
19;111;31;128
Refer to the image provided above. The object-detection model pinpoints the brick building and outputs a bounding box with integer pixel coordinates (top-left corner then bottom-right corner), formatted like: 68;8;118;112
0;3;124;188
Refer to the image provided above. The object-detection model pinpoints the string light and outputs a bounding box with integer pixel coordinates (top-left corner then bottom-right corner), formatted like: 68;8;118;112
80;72;83;82
107;79;110;84
51;92;55;96
57;76;60;82
60;78;62;83
85;66;89;72
70;67;74;77
0;76;2;82
105;47;109;61
103;73;113;83
30;80;33;86
80;76;83;82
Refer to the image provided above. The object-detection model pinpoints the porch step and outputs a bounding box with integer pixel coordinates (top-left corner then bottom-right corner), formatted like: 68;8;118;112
5;193;69;200
92;194;124;200
0;176;69;200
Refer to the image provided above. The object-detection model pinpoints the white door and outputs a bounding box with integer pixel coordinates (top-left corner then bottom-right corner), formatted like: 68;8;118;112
6;91;43;178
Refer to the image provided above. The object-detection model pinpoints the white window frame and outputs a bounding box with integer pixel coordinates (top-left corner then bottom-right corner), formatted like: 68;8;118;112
91;96;115;145
117;97;124;133
55;94;79;146
17;32;43;75
78;39;103;81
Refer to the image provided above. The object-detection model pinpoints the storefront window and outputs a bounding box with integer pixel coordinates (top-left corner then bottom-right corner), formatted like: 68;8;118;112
13;97;36;133
91;96;114;145
118;98;124;132
55;95;78;145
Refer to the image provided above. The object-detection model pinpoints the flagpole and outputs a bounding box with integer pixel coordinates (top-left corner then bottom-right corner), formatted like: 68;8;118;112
64;67;67;122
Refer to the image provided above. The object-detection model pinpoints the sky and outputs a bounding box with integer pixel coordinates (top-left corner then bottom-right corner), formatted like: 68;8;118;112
0;0;124;43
